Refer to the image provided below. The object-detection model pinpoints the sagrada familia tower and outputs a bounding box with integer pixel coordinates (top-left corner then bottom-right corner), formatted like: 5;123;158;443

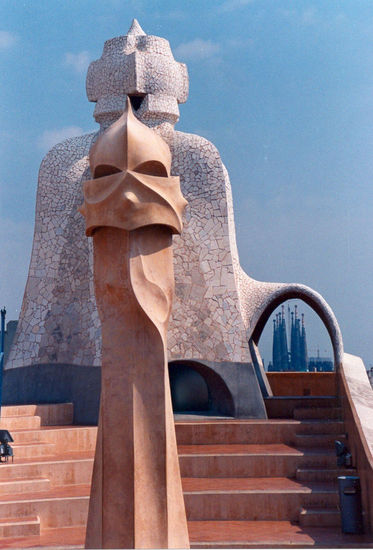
270;305;308;372
6;20;343;421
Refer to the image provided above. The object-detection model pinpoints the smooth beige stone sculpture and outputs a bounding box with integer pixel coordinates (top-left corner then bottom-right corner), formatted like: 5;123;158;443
79;98;189;549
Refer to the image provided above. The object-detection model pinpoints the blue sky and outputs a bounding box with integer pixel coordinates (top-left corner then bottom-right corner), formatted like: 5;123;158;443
0;0;372;366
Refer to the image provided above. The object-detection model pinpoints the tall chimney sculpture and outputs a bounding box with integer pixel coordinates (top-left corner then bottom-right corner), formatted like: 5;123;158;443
79;98;189;548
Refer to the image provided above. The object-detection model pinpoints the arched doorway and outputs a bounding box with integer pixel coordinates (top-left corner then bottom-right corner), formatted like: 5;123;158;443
248;285;343;398
259;300;334;373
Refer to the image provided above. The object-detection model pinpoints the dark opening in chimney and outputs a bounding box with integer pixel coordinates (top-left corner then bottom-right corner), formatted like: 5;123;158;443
128;94;145;111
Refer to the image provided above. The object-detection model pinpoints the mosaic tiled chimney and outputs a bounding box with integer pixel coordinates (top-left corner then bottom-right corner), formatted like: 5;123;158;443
6;20;343;420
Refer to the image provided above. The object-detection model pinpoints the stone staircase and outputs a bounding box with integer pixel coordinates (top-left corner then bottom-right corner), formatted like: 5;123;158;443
0;399;371;548
0;404;94;547
179;396;362;547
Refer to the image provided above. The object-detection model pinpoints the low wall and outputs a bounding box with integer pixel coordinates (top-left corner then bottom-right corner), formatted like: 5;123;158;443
267;372;337;396
3;364;101;425
3;359;268;423
340;353;373;534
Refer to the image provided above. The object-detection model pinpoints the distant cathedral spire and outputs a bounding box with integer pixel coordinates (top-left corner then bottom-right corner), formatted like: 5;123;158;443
270;304;309;372
279;305;289;371
290;310;296;370
300;313;308;371
272;316;282;371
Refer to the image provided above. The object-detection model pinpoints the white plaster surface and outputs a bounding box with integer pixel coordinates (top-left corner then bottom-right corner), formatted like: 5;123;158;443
343;353;373;456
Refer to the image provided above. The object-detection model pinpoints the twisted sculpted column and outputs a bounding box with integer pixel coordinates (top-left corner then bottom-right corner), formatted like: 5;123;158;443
79;98;189;548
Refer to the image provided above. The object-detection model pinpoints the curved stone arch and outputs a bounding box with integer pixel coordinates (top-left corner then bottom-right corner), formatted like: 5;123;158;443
249;283;344;369
168;359;235;417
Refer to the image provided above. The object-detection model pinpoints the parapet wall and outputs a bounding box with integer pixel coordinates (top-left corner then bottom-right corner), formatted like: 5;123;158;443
340;353;373;533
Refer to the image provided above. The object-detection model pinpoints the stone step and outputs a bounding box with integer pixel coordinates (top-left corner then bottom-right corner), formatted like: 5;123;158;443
175;420;298;445
295;433;346;448
188;520;372;548
183;478;338;521
265;396;339;419
296;468;356;482
178;444;337;477
293;407;342;420
6;430;45;444
0;515;40;538
0;416;41;430
0;452;94;485
294;420;345;435
176;419;347;446
10;441;55;459
0;406;40;418
299;448;338;470
0;524;85;548
0;484;90;528
11;426;97;453
299;507;341;527
1;521;370;549
0;477;50;495
1;404;73;426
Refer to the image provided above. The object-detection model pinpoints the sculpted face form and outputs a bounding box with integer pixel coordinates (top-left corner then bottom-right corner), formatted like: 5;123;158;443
79;97;187;236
